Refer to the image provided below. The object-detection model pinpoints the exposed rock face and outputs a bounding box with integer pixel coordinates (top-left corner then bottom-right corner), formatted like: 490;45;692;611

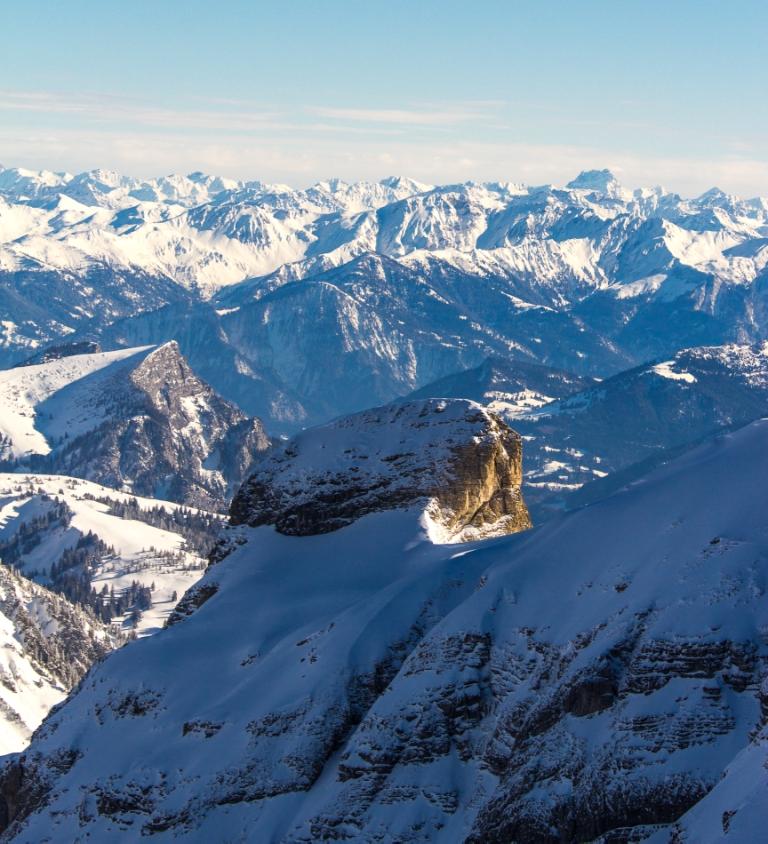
1;422;768;842
51;341;273;511
0;342;272;511
230;398;531;541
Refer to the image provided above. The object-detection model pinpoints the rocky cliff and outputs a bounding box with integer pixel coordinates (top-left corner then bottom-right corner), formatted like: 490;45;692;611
230;398;531;542
0;421;766;842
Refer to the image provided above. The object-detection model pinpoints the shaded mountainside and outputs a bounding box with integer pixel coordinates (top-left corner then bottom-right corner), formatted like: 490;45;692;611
1;419;767;841
231;399;531;542
0;342;271;510
401;356;595;417
0;563;117;755
504;341;768;516
2;168;768;431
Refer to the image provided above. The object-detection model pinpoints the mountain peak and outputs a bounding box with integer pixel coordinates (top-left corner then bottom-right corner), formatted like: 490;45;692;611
379;175;431;193
566;168;622;194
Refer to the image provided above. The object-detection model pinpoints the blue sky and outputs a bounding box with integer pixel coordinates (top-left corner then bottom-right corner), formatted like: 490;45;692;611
1;0;766;194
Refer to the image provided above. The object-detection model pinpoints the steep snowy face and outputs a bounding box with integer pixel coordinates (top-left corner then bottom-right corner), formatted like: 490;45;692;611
0;563;116;754
2;420;767;841
230;398;531;542
0;343;271;510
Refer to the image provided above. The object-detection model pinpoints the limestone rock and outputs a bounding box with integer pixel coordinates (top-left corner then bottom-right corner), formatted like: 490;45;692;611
230;398;531;542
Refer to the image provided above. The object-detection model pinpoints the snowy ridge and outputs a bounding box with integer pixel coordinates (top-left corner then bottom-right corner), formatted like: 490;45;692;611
0;345;154;459
483;341;768;516
2;419;768;840
0;166;765;298
0;342;271;510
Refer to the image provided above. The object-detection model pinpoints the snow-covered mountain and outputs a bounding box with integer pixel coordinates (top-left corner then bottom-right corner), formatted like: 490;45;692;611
403;356;595;417
507;341;768;515
0;342;271;510
2;166;768;431
0;473;218;636
0;562;117;754
1;407;766;841
399;342;768;519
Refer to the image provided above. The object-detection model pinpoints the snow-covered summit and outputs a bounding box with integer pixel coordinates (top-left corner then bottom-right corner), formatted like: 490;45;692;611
2;164;768;436
566;168;624;197
0;165;765;298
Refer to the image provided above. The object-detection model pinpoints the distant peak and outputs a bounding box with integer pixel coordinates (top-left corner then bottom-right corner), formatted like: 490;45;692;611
698;186;731;201
566;169;621;194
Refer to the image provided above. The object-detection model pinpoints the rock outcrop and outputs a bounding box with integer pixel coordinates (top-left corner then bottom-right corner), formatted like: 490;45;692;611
230;398;531;542
1;421;767;842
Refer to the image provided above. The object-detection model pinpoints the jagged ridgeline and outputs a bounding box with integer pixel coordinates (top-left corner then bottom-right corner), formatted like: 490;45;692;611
1;167;768;434
0;342;271;511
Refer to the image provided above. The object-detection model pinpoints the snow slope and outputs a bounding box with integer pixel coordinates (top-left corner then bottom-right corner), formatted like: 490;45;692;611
2;419;767;841
0;474;217;636
0;345;154;459
0;343;271;510
0;474;216;635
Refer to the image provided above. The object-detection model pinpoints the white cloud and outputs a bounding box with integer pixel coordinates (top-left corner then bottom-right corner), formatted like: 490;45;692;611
0;90;766;197
307;104;498;126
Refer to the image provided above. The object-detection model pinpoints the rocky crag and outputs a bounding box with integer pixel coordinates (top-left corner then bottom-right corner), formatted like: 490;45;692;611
0;342;271;511
0;417;766;841
230;398;531;541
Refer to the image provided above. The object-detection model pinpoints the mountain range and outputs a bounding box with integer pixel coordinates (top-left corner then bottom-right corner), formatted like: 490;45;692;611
1;163;768;840
1;166;768;431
